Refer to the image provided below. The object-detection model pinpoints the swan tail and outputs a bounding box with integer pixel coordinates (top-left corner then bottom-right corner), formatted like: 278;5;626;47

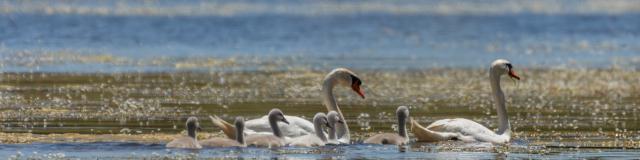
410;118;449;142
209;115;236;139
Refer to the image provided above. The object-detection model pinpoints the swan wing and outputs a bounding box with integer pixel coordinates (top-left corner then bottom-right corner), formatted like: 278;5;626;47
426;118;508;143
410;118;459;142
427;118;495;136
244;115;315;138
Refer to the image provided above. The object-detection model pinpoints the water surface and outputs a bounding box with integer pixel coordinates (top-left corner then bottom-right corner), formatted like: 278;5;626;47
1;0;640;159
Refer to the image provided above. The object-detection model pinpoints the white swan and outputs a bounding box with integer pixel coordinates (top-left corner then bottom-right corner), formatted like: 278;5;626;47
287;112;331;147
166;117;202;149
211;68;364;143
411;59;521;144
245;109;289;147
364;106;409;145
320;68;364;143
200;117;245;147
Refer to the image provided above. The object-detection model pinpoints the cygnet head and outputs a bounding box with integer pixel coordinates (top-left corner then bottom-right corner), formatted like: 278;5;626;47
327;111;343;129
185;116;201;138
396;106;409;121
313;112;330;129
268;109;289;124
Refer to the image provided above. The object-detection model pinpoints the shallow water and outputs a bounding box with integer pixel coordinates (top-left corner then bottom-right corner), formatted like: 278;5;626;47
1;70;640;158
2;0;640;159
1;142;640;159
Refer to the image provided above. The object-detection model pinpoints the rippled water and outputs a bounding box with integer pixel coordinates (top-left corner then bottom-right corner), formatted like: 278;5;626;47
2;1;640;72
1;70;639;158
1;142;640;159
2;0;640;159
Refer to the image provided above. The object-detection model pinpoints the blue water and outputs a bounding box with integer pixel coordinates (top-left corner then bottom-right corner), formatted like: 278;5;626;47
1;1;640;159
1;2;640;72
1;142;639;159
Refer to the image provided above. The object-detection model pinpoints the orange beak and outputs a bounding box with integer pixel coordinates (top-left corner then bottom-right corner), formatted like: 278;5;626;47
508;70;521;80
351;83;365;99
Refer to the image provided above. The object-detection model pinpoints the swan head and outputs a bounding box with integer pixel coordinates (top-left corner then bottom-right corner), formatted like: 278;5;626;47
396;106;409;121
327;68;365;99
491;59;520;80
313;112;331;129
327;111;344;128
268;109;290;125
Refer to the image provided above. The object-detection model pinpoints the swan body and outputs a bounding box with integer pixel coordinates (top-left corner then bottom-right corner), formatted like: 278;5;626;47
166;137;201;149
364;133;406;145
245;109;289;148
288;112;331;147
200;117;245;147
364;106;409;145
210;68;365;144
199;138;241;148
243;115;314;137
411;59;521;144
166;117;202;149
412;118;509;143
287;135;323;147
245;134;286;147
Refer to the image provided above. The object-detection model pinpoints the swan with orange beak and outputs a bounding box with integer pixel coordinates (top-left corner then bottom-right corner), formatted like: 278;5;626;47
211;68;365;144
411;59;521;144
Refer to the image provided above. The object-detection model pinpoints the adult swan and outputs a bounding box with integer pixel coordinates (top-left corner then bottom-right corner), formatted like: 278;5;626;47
411;59;521;144
211;68;365;143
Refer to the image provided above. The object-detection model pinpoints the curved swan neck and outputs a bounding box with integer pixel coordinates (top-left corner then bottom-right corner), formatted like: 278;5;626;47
398;117;407;138
322;74;350;141
328;127;336;140
322;78;339;113
235;125;244;145
313;120;328;142
269;116;283;138
188;129;197;139
187;120;197;140
490;68;511;135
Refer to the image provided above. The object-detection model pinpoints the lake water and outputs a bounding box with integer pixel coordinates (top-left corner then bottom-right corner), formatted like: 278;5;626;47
1;0;640;159
1;142;640;159
2;1;640;72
